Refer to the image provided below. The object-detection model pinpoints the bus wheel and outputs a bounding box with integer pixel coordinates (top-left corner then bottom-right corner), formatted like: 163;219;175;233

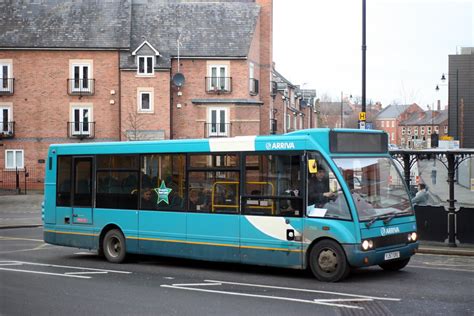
379;258;410;271
309;240;350;282
103;229;126;263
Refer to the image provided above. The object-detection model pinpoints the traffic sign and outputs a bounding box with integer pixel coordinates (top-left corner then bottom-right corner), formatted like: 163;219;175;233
359;112;366;121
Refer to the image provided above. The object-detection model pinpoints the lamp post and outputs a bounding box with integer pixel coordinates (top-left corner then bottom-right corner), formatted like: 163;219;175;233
436;70;459;141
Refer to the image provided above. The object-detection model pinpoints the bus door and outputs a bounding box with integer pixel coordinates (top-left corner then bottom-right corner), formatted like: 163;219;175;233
71;157;94;226
240;153;304;268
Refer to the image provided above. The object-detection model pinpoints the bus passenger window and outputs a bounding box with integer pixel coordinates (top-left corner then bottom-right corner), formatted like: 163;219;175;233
243;154;302;217
140;154;186;211
188;171;239;214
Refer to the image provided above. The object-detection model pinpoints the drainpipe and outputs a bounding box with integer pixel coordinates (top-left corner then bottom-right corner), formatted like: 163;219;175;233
118;51;122;141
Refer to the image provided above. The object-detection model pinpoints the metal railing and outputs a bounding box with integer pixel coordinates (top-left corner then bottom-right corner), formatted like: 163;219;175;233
0;78;15;95
0;121;15;138
205;77;232;93
67;78;95;96
67;121;95;139
204;123;231;138
249;78;259;95
0;166;43;194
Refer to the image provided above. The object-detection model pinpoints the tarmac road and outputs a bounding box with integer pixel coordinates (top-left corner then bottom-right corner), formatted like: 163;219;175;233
0;227;473;316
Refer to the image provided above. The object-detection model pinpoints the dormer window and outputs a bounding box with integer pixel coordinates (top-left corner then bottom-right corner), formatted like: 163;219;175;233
132;40;160;77
137;56;154;75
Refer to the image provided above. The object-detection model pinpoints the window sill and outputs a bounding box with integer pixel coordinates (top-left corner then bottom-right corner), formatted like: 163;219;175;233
137;110;155;114
136;74;156;78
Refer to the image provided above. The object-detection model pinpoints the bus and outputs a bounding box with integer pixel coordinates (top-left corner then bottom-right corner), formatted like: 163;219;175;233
43;128;418;282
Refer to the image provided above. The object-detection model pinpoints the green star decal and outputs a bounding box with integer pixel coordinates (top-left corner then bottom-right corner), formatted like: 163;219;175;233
155;181;172;205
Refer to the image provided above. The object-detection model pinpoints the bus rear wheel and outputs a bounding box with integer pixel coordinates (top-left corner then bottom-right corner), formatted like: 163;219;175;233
379;257;410;271
103;229;126;263
309;240;350;282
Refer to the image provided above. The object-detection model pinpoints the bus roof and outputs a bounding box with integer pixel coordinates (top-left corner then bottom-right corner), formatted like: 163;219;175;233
49;128;387;156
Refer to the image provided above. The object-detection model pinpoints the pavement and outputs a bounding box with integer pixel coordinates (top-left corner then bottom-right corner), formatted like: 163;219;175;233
1;193;473;256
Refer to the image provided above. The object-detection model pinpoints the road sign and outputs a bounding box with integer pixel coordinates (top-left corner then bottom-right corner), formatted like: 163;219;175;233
359;121;366;130
359;112;366;121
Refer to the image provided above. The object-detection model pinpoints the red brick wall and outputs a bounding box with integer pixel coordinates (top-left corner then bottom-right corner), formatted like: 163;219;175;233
0;50;120;182
120;70;170;139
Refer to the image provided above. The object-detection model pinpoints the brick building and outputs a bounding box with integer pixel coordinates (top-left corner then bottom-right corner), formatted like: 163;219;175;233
374;103;423;146
0;0;284;184
398;110;449;149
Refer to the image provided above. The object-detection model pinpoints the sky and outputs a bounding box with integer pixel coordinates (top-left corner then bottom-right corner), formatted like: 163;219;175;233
273;0;473;110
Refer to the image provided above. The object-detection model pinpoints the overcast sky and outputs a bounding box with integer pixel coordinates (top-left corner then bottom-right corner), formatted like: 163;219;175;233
273;0;473;109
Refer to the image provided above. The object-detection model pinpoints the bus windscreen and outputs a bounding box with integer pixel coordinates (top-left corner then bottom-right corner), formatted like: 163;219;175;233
330;131;388;153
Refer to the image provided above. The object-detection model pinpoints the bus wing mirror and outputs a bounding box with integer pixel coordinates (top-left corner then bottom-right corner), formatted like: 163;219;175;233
308;159;318;174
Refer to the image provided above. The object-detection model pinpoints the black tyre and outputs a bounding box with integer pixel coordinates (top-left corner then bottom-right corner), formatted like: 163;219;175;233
379;257;410;271
309;240;350;282
103;229;126;263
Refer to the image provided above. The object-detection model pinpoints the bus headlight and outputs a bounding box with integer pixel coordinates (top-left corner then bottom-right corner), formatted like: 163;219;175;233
408;232;417;242
362;239;374;251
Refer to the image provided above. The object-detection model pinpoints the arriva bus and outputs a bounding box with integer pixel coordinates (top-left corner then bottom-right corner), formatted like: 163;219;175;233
43;129;418;282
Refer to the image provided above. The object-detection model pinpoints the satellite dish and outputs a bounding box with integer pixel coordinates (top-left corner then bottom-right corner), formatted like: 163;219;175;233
172;73;185;87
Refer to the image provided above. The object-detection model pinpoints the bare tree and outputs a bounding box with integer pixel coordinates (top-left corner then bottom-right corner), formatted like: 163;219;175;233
123;111;145;141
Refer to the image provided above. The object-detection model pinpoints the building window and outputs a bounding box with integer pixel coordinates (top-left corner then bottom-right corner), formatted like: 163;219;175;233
414;128;418;136
5;149;23;169
427;126;432;135
444;125;448;134
421;126;425;135
401;137;405;145
407;128;411;135
208;65;229;91
402;127;406;135
137;56;154;75
71;63;91;92
138;89;154;113
71;106;92;136
381;121;385;127
391;132;395;141
208;107;228;137
391;121;395;128
0;105;12;134
435;126;439;133
286;113;291;131
0;61;13;93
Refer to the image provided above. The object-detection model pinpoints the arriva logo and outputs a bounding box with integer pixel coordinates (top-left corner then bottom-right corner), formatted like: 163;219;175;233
380;227;400;236
265;142;296;150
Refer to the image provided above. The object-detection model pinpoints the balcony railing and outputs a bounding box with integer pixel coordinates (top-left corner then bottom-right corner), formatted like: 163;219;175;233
0;121;15;138
205;77;232;93
249;78;259;95
67;122;95;139
67;79;95;96
204;123;231;138
0;78;15;95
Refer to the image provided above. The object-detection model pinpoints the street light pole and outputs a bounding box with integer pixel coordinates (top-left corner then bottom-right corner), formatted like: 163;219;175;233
360;0;367;129
340;91;343;128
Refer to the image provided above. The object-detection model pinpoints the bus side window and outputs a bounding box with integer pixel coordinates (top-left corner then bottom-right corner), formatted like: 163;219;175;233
243;154;302;217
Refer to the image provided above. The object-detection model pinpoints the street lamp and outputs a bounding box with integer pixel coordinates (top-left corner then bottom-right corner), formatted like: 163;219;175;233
436;70;459;141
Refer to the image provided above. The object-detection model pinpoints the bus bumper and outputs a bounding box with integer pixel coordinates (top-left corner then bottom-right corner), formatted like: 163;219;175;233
343;242;419;268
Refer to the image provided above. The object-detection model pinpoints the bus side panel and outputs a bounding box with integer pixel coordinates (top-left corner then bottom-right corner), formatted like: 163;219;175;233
138;211;187;258
43;183;56;224
93;208;139;253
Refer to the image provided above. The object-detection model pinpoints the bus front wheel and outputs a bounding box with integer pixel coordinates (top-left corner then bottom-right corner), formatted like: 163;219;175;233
103;229;126;263
379;258;410;271
309;240;350;282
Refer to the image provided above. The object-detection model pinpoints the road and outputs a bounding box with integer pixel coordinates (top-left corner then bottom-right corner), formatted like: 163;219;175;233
1;227;473;315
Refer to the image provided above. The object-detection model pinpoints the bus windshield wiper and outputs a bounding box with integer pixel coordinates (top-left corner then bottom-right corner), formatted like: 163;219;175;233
366;210;413;228
365;212;397;228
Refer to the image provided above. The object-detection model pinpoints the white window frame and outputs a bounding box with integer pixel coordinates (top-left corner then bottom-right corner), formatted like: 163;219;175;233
137;56;154;76
427;126;432;135
414;128;418;136
208;107;229;137
0;60;13;93
208;64;229;91
391;121;395;128
435;126;439;133
402;127;406;135
407;128;411;135
70;105;93;136
420;126;425;135
70;61;92;93
137;88;154;113
0;104;13;134
249;62;255;93
381;121;385;127
5;149;24;169
444;126;448;134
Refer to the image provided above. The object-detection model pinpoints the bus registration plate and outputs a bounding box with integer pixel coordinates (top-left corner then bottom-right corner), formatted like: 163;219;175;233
384;251;400;261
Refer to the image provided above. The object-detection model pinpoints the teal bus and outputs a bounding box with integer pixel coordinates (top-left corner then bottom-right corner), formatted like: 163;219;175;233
43;128;418;282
